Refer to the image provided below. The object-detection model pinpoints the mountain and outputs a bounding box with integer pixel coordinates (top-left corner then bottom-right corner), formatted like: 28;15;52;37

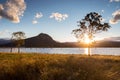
25;33;59;47
93;41;120;47
0;33;78;47
0;33;120;47
25;33;79;47
0;39;11;45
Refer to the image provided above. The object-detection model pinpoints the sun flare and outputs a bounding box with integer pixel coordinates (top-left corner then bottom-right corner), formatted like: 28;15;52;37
85;48;89;55
84;34;90;44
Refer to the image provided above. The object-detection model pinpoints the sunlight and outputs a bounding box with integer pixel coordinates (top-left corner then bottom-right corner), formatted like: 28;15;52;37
84;48;91;55
84;34;90;44
85;48;89;55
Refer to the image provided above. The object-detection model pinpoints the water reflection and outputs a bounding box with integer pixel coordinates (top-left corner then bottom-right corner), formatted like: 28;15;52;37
0;48;120;55
84;48;92;55
84;48;88;55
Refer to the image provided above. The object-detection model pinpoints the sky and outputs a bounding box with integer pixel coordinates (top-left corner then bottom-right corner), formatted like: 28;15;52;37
0;0;120;42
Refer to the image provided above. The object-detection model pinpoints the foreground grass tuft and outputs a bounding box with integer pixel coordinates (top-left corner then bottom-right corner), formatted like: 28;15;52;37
0;53;120;80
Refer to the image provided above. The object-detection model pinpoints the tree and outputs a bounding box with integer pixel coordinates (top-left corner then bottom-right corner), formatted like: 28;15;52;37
72;12;111;56
11;31;26;53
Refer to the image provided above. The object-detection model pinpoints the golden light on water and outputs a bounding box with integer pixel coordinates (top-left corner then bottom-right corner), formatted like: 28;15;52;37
84;48;91;55
85;48;89;55
81;34;94;55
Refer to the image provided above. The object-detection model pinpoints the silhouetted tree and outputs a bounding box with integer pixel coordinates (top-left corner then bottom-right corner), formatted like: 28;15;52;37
11;31;26;53
72;12;111;56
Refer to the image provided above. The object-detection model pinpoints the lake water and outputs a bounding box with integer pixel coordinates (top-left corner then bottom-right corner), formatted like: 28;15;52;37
0;48;120;55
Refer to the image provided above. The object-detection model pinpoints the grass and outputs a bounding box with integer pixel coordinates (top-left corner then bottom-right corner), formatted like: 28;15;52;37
0;53;120;80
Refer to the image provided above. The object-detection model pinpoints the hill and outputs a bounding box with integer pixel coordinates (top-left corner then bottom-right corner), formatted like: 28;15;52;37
0;39;11;45
0;33;120;47
25;33;79;47
25;33;59;47
93;41;120;47
0;33;78;47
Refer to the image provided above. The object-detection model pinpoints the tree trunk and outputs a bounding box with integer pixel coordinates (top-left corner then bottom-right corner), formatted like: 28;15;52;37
10;47;12;53
88;43;91;56
18;47;20;53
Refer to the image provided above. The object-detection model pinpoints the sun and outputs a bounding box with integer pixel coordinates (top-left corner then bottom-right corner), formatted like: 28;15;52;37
84;34;90;44
85;37;90;44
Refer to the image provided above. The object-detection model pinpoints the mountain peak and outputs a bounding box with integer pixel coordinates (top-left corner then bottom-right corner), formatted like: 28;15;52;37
38;33;49;36
23;33;58;47
37;33;53;40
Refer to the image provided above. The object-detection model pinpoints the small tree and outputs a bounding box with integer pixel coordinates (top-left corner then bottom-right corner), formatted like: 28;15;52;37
11;31;26;53
72;12;111;56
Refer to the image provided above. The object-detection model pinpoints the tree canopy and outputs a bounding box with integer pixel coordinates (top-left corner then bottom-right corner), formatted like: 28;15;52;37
12;31;26;40
11;31;26;53
72;12;111;42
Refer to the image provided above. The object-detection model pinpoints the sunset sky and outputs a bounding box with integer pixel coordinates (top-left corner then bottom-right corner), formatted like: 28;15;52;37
0;0;120;42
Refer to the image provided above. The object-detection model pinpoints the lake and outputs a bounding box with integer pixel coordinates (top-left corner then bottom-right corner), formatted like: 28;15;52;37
0;48;120;55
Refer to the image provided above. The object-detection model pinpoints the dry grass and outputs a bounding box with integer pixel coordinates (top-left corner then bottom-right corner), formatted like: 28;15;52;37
0;53;120;80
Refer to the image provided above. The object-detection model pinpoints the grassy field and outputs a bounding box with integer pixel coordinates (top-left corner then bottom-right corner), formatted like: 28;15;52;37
0;53;120;80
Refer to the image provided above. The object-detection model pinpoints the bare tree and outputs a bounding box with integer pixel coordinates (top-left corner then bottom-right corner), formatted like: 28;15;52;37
11;31;26;53
72;12;111;56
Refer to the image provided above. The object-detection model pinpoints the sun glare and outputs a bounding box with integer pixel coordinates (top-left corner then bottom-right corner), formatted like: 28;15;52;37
84;34;90;44
85;48;88;55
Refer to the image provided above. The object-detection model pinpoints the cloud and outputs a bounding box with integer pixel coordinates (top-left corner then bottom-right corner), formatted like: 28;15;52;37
109;9;120;24
32;20;38;24
110;0;120;2
101;10;104;13
0;0;26;23
0;16;2;19
35;13;43;19
0;30;9;35
50;12;68;21
104;37;120;41
32;12;43;24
